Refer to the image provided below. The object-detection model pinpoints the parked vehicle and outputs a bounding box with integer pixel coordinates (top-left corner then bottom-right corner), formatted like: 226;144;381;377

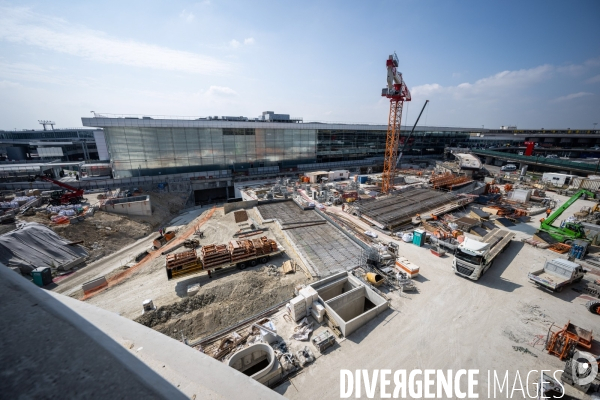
364;231;378;238
166;237;284;280
528;258;585;292
452;229;515;280
501;164;517;171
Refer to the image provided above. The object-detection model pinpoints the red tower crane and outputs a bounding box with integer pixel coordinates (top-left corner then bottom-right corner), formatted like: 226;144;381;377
381;53;411;194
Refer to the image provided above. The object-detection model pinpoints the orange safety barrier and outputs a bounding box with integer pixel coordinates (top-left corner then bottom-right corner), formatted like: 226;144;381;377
81;206;216;300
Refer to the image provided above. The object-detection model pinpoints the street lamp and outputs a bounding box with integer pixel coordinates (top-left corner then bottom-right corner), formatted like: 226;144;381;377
594;123;598;131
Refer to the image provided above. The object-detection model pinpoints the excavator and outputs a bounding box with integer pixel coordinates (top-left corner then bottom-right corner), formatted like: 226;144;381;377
539;189;595;243
31;175;85;206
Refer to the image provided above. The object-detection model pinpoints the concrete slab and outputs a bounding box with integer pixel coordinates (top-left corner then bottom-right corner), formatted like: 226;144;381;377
275;193;600;400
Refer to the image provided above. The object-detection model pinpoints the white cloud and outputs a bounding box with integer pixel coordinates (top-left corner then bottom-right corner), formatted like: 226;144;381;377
557;57;600;75
412;65;553;100
179;10;195;23
206;86;238;97
0;80;20;88
0;6;231;75
230;38;255;48
552;92;593;102
587;74;600;84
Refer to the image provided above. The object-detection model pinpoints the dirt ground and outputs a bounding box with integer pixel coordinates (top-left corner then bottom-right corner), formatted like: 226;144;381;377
18;191;187;263
135;266;306;341
78;206;311;342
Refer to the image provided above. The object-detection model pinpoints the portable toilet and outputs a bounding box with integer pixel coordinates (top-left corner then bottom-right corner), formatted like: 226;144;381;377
31;267;53;287
412;229;426;247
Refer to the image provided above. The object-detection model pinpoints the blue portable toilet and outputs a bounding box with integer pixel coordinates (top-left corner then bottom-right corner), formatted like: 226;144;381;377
413;229;426;247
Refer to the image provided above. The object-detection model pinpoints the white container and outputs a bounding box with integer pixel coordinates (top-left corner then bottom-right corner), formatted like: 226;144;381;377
313;301;325;318
299;287;318;306
310;307;323;323
290;295;306;310
291;307;306;322
395;257;420;278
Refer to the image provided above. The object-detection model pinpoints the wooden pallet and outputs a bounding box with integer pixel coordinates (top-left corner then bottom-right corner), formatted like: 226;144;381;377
166;250;198;269
548;243;571;254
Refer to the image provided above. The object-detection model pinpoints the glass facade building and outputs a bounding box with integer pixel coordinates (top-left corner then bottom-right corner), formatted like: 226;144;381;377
82;115;475;178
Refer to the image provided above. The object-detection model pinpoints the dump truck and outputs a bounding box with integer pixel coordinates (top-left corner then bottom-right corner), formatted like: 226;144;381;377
528;258;585;292
165;236;284;280
452;228;515;280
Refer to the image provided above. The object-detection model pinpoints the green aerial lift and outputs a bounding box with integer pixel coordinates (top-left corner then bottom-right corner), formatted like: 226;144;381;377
539;189;595;243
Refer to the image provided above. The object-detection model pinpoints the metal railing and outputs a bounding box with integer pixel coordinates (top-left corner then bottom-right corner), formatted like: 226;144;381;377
472;149;600;172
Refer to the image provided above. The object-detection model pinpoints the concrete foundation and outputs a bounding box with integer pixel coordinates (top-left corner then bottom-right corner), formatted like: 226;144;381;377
102;195;152;216
224;199;259;214
310;272;388;337
228;343;282;386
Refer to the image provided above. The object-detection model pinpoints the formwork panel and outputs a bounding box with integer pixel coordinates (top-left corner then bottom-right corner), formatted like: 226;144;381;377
357;188;457;229
258;201;362;277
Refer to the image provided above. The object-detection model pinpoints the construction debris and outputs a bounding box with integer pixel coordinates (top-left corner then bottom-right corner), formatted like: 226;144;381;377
281;260;297;274
512;346;537;357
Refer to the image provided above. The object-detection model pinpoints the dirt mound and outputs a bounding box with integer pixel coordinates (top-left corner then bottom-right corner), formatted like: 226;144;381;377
135;266;307;341
56;217;150;263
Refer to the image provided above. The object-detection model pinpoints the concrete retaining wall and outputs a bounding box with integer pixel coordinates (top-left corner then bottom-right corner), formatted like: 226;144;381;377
327;287;366;322
102;195;152;216
82;276;107;293
314;272;388;337
311;275;355;301
223;199;258;214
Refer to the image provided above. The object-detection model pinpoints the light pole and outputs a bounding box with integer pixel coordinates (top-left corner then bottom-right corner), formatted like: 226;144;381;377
594;122;598;131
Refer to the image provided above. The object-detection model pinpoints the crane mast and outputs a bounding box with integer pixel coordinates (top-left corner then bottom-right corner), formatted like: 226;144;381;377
381;53;411;194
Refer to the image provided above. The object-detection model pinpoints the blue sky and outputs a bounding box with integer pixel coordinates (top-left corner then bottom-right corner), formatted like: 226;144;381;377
0;0;599;130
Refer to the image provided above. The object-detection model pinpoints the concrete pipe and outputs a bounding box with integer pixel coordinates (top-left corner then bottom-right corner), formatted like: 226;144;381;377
366;272;385;287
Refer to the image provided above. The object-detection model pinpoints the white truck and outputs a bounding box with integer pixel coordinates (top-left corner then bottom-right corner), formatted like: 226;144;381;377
452;229;515;280
528;258;585;292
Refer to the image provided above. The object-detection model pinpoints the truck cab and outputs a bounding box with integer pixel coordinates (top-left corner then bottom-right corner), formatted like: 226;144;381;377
452;229;514;280
453;238;492;280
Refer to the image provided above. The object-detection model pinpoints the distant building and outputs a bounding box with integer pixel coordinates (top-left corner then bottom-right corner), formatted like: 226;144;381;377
0;127;107;162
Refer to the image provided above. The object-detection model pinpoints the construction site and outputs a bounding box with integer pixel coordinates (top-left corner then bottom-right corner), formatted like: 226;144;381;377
3;54;600;400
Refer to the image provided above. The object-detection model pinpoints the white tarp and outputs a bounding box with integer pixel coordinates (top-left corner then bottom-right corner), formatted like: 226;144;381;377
0;223;88;274
461;237;490;252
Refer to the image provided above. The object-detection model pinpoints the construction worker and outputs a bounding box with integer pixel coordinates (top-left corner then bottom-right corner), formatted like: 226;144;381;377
546;209;552;218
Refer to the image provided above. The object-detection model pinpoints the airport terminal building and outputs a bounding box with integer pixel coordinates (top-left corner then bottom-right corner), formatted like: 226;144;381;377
82;111;476;179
